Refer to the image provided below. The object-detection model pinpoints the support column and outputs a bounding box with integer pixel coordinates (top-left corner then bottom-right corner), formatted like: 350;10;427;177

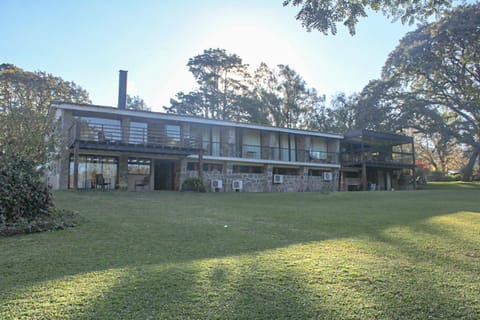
361;162;367;191
198;150;204;180
266;164;273;192
411;139;416;190
361;133;367;191
73;124;80;190
302;166;308;192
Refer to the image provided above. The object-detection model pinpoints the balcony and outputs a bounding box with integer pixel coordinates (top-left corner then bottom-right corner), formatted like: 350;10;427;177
341;152;414;168
67;122;340;165
68;122;201;156
201;142;340;165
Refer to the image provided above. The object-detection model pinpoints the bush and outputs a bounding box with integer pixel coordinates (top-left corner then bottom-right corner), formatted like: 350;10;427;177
182;176;206;192
427;171;463;182
0;157;56;233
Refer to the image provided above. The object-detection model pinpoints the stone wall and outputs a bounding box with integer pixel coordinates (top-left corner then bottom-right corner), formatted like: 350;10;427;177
182;168;339;193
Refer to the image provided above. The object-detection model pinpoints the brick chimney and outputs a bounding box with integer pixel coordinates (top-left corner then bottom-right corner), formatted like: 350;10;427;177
118;70;127;109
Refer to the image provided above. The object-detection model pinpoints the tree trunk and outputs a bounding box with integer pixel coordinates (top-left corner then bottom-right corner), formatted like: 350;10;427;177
462;145;480;181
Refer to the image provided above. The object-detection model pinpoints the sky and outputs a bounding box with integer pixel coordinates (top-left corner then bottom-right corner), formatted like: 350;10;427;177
1;0;415;112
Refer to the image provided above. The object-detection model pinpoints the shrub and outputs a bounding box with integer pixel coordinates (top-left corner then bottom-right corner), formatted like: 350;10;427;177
0;157;58;234
0;157;52;223
182;176;206;192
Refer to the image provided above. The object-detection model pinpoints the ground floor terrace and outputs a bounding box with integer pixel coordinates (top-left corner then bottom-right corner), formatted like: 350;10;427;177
49;151;340;193
340;166;415;191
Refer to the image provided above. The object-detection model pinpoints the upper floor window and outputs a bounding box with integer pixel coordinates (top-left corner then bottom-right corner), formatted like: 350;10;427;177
129;122;148;144
166;124;181;145
76;117;121;142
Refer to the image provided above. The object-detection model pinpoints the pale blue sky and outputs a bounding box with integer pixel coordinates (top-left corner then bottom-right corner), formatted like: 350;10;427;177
1;0;415;111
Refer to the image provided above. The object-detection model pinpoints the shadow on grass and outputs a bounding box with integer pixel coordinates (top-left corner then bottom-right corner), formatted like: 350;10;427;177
1;190;479;319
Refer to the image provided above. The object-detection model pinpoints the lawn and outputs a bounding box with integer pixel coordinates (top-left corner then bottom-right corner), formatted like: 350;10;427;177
1;188;479;319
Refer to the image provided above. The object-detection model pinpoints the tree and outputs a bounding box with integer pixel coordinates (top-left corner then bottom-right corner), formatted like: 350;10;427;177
167;48;250;121
382;4;480;180
166;91;207;117
353;79;412;132
167;50;328;129
321;93;359;134
0;64;90;164
414;131;468;174
283;0;454;35
126;94;150;111
250;63;324;129
248;62;283;125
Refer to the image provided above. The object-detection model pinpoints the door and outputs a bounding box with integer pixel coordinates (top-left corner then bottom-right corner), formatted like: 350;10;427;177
154;160;175;190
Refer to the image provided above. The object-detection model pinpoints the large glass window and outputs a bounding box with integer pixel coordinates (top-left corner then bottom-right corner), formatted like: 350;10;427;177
166;124;181;145
76;117;121;142
129;122;148;144
128;158;151;175
242;130;261;159
211;127;221;156
69;155;118;189
191;125;210;153
310;137;328;160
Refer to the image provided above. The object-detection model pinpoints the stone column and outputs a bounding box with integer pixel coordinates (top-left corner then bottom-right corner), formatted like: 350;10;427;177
59;110;73;189
118;154;129;190
266;165;273;192
302;166;309;192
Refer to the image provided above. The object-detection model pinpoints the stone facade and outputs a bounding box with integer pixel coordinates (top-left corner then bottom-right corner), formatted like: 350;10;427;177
182;165;339;193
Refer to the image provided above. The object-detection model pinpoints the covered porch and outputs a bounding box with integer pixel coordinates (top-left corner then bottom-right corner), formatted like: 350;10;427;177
340;130;416;191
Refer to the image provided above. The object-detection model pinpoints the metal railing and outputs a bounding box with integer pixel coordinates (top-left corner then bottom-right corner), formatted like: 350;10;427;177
341;151;414;166
201;142;340;164
68;122;340;164
69;122;199;149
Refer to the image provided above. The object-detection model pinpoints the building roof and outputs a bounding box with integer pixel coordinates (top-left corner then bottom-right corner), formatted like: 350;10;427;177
51;102;344;140
343;129;413;145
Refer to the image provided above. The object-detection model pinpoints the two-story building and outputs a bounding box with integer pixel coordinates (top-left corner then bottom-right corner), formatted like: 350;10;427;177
48;102;343;192
47;71;415;193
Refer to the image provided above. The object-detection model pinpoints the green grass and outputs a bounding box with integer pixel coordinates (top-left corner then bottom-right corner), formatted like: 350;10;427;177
1;189;479;319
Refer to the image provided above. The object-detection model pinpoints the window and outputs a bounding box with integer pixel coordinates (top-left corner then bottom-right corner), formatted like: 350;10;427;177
310;137;327;160
166;124;181;145
128;158;151;175
76;117;121;142
233;165;263;174
309;169;324;177
242;130;261;159
187;162;223;172
69;155;118;189
273;167;299;175
129;122;148;144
